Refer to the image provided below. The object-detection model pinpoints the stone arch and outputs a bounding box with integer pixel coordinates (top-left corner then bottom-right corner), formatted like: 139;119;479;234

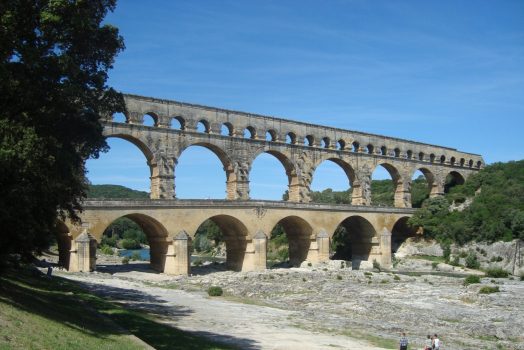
331;215;377;269
460;158;465;167
143;112;159;127
197;119;211;133
221;122;234;136
310;157;357;203
304;135;315;147
270;215;313;267
411;167;437;201
101;132;158;198
112;112;128;123
371;162;402;207
380;146;387;156
406;150;413;159
391;216;417;255
444;170;465;193
177;142;236;199
286;132;297;144
394;148;401;157
337;139;346;150
195;215;248;271
250;149;298;201
352;141;360;152
418;152;425;161
440;155;446;164
170;116;186;130
367;144;374;154
450;156;456;165
244;126;257;139
321;137;330;148
102;213;169;272
266;129;278;141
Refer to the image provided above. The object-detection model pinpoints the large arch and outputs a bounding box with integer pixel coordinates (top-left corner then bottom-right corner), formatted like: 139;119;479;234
410;167;435;207
444;171;465;193
195;215;248;271
54;220;72;269
269;215;313;267
310;158;356;204
176;142;234;199
371;163;401;207
391;216;418;255
99;213;169;272
331;216;377;269
250;150;297;201
87;134;155;197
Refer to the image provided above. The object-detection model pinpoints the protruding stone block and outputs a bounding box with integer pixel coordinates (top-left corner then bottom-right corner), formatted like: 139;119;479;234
70;229;97;272
253;230;267;270
380;228;392;268
316;230;330;262
164;230;191;276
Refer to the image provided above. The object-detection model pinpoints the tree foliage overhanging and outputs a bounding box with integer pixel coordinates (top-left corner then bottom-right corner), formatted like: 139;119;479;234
0;1;124;259
409;160;524;244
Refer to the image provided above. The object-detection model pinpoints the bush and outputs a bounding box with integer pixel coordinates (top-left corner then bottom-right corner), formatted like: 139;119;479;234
520;274;524;281
463;275;481;286
442;244;451;262
465;252;480;269
479;286;499;294
432;262;439;270
207;286;223;296
485;268;509;278
450;255;460;266
99;245;114;256
130;252;141;261
120;238;141;250
336;275;342;280
372;259;381;272
122;257;130;264
490;256;504;262
394;275;401;281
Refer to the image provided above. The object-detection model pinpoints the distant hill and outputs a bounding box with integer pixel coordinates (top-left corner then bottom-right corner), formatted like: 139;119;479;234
87;184;149;199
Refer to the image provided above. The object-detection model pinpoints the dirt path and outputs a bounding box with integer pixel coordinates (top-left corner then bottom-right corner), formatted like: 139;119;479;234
62;272;383;350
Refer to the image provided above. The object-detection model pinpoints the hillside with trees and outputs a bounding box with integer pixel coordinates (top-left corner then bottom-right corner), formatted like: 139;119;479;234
409;160;524;244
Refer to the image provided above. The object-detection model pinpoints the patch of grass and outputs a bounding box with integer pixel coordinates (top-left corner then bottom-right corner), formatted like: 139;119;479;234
431;261;439;270
393;275;401;281
207;286;224;296
341;329;398;349
490;256;504;262
411;255;446;263
479;286;500;294
484;268;509;278
0;268;236;350
364;272;373;277
463;275;481;286
380;279;389;284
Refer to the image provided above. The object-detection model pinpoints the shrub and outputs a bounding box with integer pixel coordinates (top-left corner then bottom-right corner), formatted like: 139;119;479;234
463;275;481;286
380;279;389;284
364;272;373;277
442;244;451;262
485;268;509;278
431;262;439;270
459;251;468;258
302;277;306;282
372;259;381;272
130;252;141;261
479;286;499;294
193;259;203;266
490;256;504;262
307;262;312;267
465;252;480;269
207;286;223;296
99;245;114;255
336;275;342;280
394;275;401;281
122;257;130;264
120;238;141;250
449;256;460;266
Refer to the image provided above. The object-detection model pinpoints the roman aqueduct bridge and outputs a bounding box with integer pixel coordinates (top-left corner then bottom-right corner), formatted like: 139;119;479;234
61;94;484;275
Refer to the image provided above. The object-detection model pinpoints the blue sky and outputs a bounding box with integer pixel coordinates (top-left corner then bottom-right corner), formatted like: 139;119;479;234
86;0;524;199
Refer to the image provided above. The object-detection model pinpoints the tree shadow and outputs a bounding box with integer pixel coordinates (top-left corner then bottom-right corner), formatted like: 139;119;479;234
0;269;260;349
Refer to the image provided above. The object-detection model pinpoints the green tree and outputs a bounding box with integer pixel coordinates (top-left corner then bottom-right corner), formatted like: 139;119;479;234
0;0;124;260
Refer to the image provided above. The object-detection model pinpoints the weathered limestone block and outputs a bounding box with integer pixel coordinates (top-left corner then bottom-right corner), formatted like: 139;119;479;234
380;228;392;268
69;229;97;272
306;230;330;263
164;231;191;276
241;231;267;272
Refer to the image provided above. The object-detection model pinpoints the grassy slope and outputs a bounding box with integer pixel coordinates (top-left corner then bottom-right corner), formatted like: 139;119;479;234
0;268;234;350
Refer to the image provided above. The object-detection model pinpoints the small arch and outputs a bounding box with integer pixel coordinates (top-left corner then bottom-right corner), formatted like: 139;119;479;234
380;146;387;156
285;132;297;144
321;137;330;148
54;221;72;269
269;216;313;267
444;171;465;193
394;148;401;157
460;158;465;166
367;144;374;154
429;154;436;163
336;139;345;150
391;217;418;255
304;135;315;147
244;126;256;139
476;161;482;168
450;157;456;165
330;215;377;269
418;152;425;161
468;159;474;167
406;150;413;159
197;120;210;133
371;163;402;207
221;122;234;136
195;215;248;271
266;129;278;142
440;155;446;164
112;112;127;123
143;113;157;127
310;158;356;204
352;141;360;152
411;168;434;208
170;116;185;130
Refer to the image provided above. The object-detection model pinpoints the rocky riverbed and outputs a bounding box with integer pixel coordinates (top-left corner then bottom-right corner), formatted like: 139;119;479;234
54;255;524;350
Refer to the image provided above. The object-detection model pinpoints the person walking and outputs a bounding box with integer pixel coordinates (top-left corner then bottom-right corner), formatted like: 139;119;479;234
424;334;432;350
399;332;408;350
433;334;440;350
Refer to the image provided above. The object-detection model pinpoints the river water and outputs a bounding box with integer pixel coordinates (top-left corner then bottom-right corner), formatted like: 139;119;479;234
119;248;225;263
